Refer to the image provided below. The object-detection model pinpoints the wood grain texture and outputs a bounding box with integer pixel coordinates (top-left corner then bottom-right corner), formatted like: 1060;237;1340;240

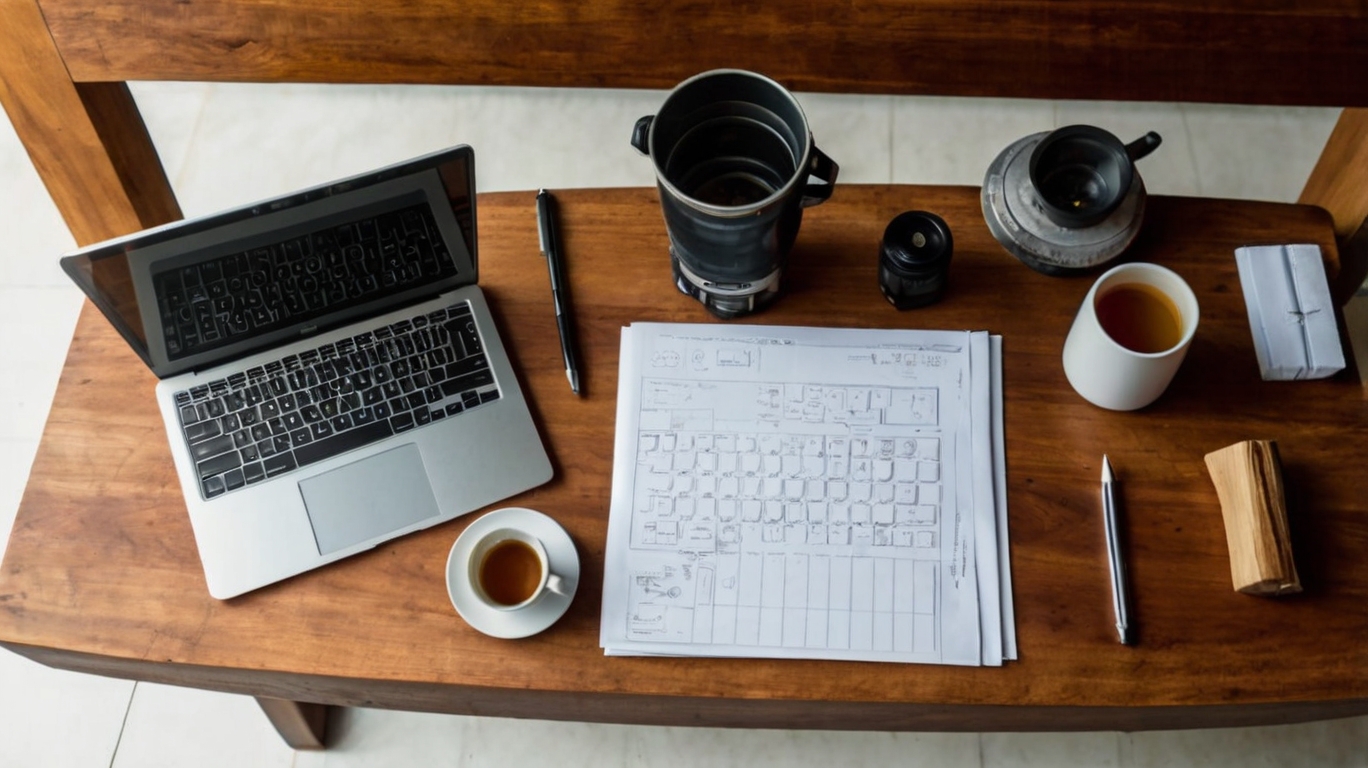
1301;108;1368;302
1301;108;1368;238
0;0;180;245
2;187;1366;733
35;0;1368;107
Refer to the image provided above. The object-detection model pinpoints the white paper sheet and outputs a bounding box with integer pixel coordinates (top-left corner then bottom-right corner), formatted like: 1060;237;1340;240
600;322;1009;665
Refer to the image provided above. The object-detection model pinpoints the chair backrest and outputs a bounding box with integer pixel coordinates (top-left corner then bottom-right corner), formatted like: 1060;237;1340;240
40;0;1368;108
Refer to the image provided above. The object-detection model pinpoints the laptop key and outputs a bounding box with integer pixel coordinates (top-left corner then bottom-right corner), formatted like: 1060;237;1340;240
293;419;394;467
191;434;235;462
391;412;415;432
203;476;226;498
263;453;297;477
243;462;266;484
224;468;246;491
232;429;252;449
441;369;495;398
184;420;222;444
197;451;241;480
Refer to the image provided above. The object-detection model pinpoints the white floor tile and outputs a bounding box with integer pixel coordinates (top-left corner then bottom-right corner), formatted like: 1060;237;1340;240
0;286;86;443
0;648;133;768
306;707;620;768
434;86;665;193
1123;716;1368;768
313;708;982;768
0;109;77;287
127;81;214;187
110;683;297;768
1182;103;1340;203
0;438;40;565
1052;101;1201;198
627;725;980;767
982;730;1121;768
891;96;1056;187
798;92;894;185
165;83;670;219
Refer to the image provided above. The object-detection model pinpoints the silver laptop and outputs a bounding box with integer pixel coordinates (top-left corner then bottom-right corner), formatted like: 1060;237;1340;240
60;146;553;599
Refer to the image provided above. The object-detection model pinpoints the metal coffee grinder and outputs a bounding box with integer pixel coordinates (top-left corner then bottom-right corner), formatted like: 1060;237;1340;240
982;125;1162;275
631;69;839;318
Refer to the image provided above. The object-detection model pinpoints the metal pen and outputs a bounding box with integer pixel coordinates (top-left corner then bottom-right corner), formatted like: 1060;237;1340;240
1102;455;1134;645
536;189;582;395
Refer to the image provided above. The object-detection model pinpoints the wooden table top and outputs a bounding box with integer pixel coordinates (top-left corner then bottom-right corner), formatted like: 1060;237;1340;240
3;185;1367;731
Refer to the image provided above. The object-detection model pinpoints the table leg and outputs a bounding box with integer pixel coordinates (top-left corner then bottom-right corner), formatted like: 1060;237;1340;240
254;697;330;750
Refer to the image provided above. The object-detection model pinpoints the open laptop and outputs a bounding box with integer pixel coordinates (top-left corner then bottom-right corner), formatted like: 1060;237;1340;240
60;145;553;599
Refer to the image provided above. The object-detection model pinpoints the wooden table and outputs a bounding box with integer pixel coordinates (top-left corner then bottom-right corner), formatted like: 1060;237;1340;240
3;186;1367;748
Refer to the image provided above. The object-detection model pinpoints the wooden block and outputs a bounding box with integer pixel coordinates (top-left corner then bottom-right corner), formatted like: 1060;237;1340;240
1204;440;1301;596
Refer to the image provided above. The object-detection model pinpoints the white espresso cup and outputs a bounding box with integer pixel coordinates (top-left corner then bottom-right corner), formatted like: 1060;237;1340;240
1062;262;1199;411
467;528;569;611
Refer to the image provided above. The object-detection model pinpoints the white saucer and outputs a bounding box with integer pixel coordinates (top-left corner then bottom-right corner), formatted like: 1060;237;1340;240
446;507;579;639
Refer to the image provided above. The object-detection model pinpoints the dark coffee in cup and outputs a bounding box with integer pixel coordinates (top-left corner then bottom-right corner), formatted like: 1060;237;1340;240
478;538;544;607
1095;282;1184;354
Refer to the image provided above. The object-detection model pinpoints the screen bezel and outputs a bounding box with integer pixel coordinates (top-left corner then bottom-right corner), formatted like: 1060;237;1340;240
59;145;478;379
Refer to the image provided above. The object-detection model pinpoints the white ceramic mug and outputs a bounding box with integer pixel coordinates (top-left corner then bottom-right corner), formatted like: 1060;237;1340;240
466;528;569;611
1062;262;1199;411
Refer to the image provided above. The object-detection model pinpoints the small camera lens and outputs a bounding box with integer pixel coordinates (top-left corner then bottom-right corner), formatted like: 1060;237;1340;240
879;211;953;310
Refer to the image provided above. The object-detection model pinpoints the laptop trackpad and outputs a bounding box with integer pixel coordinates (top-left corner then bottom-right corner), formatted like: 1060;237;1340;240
299;443;441;555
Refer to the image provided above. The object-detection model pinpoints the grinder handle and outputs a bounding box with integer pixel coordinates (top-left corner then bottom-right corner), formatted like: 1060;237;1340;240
631;116;654;156
800;147;839;208
1125;131;1163;162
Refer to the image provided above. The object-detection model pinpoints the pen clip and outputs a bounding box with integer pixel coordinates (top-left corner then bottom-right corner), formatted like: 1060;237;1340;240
536;190;551;256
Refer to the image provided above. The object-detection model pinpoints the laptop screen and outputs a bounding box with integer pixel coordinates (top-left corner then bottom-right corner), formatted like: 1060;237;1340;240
61;146;478;379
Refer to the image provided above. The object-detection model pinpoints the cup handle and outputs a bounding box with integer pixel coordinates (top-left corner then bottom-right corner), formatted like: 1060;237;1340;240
545;572;572;597
800;146;839;208
631;116;654;156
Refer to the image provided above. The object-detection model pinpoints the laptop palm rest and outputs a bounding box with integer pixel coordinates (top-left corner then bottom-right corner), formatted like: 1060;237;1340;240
299;443;440;555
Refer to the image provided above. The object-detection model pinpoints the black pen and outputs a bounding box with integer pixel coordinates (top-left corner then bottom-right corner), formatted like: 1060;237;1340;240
536;189;582;395
1102;455;1134;645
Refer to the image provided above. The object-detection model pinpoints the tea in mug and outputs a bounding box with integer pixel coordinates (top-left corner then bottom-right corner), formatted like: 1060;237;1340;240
1096;282;1184;354
478;539;543;606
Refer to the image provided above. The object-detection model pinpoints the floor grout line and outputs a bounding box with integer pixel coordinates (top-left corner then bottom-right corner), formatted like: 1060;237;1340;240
105;681;138;768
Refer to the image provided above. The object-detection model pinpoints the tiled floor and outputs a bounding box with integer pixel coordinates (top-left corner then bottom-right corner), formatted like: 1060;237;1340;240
2;83;1366;767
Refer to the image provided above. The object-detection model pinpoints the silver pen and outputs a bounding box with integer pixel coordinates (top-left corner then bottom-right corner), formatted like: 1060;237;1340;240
1102;455;1135;645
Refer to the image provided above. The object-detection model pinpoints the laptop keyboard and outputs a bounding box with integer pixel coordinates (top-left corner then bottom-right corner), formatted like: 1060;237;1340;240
174;301;499;500
154;201;457;360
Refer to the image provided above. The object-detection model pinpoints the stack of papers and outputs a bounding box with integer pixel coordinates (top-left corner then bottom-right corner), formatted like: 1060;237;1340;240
600;323;1014;666
1235;244;1345;380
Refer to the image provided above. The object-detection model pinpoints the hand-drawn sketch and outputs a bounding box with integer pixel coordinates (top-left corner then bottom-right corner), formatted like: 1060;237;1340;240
602;323;1010;666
